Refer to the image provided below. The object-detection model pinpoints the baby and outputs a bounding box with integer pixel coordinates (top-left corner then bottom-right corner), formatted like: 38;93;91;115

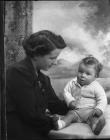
54;56;107;135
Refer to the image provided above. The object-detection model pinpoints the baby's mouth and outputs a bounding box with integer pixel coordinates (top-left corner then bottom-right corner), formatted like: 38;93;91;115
80;78;85;81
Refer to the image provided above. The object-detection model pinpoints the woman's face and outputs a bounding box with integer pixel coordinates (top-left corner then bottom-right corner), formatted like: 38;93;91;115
34;49;61;71
77;63;96;86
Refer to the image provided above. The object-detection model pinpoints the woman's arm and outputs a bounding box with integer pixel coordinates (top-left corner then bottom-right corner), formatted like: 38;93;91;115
6;67;53;134
45;76;69;115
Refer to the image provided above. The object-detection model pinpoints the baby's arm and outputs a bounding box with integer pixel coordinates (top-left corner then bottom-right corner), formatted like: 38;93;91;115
69;100;77;110
89;82;108;118
88;82;107;119
94;82;107;113
63;80;76;109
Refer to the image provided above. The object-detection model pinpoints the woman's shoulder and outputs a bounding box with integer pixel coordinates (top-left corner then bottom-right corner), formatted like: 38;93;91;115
7;57;33;72
7;61;26;74
6;58;34;80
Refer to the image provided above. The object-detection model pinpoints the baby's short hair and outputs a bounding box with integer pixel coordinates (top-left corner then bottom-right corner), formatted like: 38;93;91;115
80;55;103;77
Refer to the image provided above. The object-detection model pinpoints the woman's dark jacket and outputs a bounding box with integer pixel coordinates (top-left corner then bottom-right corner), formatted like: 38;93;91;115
6;57;68;140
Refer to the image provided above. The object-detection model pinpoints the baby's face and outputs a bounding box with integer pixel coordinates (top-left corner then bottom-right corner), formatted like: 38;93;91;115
77;63;96;86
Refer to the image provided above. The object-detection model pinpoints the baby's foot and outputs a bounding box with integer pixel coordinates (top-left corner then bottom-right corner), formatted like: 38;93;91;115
92;116;105;135
53;119;66;130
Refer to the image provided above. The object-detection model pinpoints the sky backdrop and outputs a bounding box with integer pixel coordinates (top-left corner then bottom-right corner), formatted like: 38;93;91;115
32;1;110;66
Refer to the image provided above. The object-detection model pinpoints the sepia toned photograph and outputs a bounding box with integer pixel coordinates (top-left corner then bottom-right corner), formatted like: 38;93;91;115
4;1;110;139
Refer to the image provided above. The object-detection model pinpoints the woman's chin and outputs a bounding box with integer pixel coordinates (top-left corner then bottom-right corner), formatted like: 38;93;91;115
42;67;49;71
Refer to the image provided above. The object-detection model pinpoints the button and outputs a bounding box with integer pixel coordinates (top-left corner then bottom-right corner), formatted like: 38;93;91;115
38;81;42;88
42;89;45;92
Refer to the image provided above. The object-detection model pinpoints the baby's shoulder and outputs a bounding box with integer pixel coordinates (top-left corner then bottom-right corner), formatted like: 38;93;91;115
90;80;104;92
68;77;77;84
65;77;77;87
91;80;102;87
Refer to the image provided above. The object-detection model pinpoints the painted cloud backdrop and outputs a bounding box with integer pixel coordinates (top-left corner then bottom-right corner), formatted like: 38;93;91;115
32;1;110;78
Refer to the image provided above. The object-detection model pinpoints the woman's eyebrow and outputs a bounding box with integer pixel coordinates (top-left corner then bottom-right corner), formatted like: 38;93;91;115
50;56;57;59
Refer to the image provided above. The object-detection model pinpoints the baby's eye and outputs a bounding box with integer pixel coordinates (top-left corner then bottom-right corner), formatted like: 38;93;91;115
78;70;83;74
86;72;91;75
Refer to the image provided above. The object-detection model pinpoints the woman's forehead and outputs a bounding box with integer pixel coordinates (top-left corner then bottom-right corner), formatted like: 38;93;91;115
49;48;61;57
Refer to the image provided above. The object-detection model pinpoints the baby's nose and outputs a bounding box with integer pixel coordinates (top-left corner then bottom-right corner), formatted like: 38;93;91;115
81;73;86;77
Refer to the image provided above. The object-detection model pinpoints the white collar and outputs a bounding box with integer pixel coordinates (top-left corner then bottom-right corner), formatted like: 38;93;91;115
72;77;96;88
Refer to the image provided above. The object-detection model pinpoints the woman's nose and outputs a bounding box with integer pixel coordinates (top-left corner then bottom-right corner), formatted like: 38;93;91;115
52;60;57;65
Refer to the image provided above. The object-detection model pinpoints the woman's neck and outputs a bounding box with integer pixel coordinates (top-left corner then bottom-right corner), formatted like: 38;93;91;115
30;57;40;73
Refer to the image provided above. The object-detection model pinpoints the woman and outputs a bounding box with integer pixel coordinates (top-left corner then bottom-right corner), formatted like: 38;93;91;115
6;30;69;140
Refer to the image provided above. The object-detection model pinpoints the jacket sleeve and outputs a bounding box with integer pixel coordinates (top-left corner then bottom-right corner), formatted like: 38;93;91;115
45;76;69;115
6;67;53;134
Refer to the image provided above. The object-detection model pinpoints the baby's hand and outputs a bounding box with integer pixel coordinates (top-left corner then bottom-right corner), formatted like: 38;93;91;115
92;108;103;117
69;101;76;110
88;108;103;121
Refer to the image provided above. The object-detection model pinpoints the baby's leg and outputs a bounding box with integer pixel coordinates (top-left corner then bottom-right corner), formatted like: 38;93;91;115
87;114;106;135
75;108;94;123
62;110;79;124
54;110;78;130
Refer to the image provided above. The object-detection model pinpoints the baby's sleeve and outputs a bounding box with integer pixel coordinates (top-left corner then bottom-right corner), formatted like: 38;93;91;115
94;82;107;113
63;79;75;106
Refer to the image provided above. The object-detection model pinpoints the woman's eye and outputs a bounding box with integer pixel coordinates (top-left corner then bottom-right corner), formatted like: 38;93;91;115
50;57;56;60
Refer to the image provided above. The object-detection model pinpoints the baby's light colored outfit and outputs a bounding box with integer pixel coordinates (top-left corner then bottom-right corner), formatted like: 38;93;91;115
63;77;107;122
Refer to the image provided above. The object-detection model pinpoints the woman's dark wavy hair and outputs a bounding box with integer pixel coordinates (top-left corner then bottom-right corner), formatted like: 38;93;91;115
80;55;103;77
22;30;66;57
